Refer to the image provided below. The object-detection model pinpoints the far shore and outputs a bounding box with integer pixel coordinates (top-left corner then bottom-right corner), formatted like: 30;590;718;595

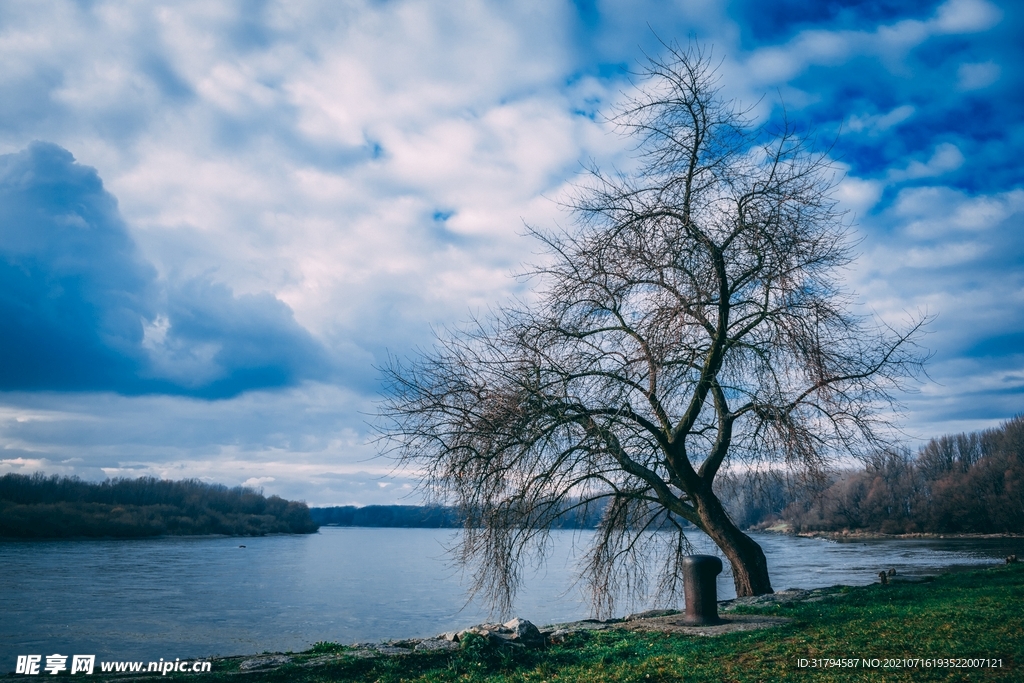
755;522;1024;541
0;531;308;541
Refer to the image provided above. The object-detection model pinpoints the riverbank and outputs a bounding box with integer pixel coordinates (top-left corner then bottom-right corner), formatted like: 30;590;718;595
758;521;1024;541
87;562;1022;682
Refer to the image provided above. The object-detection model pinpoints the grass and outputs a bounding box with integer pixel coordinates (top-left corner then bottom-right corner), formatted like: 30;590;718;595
96;563;1023;682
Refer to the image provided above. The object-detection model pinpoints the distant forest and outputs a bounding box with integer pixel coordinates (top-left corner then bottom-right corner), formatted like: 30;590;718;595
722;415;1024;535
0;474;318;538
310;502;606;529
311;505;460;528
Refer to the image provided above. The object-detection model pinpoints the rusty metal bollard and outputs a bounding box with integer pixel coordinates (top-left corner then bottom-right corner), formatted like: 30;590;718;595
681;555;723;625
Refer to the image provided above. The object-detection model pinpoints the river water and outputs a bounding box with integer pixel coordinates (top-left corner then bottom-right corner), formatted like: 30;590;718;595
1;528;1019;665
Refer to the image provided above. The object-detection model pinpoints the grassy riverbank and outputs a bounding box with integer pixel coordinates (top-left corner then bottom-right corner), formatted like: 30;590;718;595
104;563;1022;682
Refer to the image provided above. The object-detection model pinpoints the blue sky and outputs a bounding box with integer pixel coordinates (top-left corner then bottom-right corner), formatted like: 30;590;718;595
0;0;1020;505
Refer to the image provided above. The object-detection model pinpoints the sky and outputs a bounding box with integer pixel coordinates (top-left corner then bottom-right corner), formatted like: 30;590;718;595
0;0;1021;506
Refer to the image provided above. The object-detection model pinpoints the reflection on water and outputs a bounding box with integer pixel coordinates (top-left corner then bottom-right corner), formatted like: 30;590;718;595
736;533;1019;593
1;528;1020;663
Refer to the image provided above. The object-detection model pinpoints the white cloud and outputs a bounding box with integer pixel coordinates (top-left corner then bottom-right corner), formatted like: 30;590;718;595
933;0;1003;34
846;105;915;135
895;186;1024;237
846;178;1024;443
888;142;965;181
903;241;987;268
63;2;608;355
741;0;1002;87
834;174;884;218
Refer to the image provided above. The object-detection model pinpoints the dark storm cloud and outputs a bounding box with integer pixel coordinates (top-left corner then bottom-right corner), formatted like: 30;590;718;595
0;142;331;397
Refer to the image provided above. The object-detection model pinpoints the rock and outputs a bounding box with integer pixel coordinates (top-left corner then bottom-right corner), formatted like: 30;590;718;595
453;618;545;648
238;655;291;671
301;655;339;667
414;638;460;653
370;645;414;656
545;628;573;645
720;587;842;612
543;618;620;631
348;642;415;657
502;618;544;647
455;625;495;641
389;639;422;649
626;609;680;621
539;618;623;645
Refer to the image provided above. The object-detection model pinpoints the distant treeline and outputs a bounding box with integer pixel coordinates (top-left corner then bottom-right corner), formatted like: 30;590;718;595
721;415;1024;535
311;503;608;529
311;505;460;527
785;415;1024;534
0;474;319;538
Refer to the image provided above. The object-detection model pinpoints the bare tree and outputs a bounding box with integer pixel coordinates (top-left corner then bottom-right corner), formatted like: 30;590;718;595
379;43;926;610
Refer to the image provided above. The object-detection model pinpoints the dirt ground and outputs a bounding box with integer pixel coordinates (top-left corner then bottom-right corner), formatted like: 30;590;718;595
622;612;792;636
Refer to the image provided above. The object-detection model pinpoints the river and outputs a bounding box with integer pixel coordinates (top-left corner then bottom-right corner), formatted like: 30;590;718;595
1;528;1019;665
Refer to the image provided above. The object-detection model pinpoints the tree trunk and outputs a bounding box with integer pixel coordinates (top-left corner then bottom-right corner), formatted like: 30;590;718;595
694;489;774;597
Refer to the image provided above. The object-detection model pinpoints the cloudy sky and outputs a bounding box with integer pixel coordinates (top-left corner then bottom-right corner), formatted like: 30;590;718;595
0;0;1021;506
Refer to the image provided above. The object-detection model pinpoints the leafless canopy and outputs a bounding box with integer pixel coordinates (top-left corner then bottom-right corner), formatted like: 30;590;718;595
378;43;927;614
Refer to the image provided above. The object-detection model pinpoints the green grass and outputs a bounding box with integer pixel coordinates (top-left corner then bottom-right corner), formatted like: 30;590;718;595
102;563;1024;682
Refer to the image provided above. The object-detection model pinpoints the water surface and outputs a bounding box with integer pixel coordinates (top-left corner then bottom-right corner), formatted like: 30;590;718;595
1;528;1018;665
